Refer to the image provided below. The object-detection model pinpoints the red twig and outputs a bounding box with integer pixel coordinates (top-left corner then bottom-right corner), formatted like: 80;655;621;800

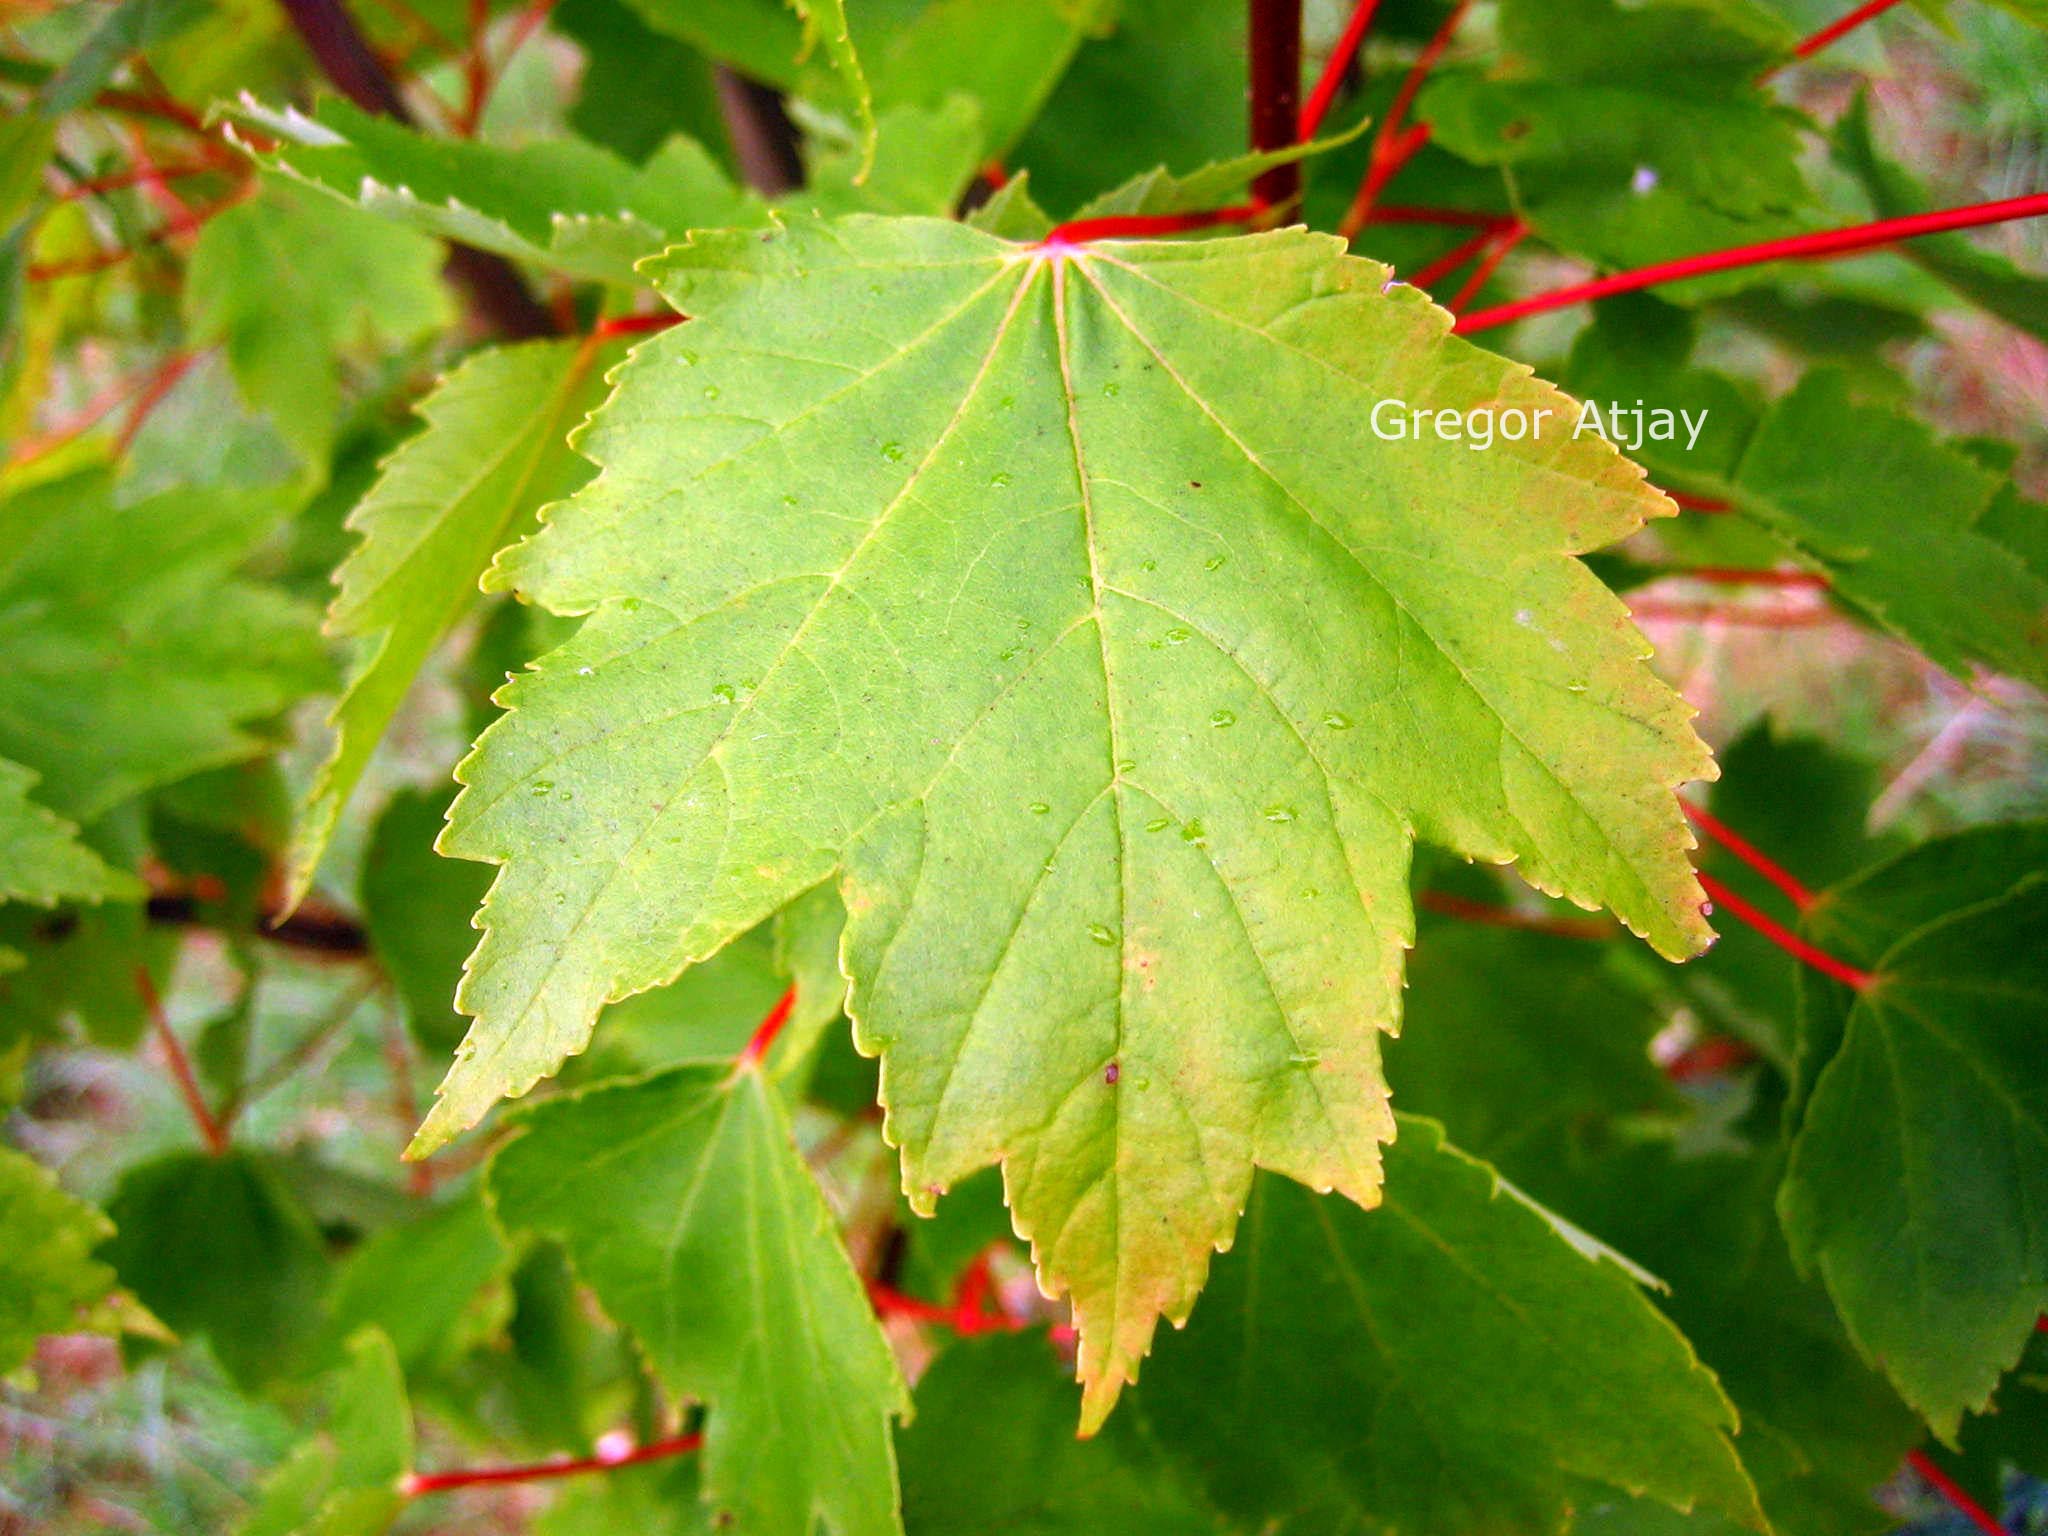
1406;224;1506;290
592;311;684;341
113;350;198;454
736;985;798;1071
1667;492;1732;513
458;0;490;134
1696;873;1873;990
1338;0;1471;237
1906;1451;2005;1536
1446;218;1529;312
402;1433;703;1497
137;968;229;1156
58;159;232;200
1678;567;1825;587
1684;802;1815;910
27;188;248;281
1416;890;1615;939
1299;0;1384;140
1456;193;2048;333
1772;0;1909;74
1039;204;1263;245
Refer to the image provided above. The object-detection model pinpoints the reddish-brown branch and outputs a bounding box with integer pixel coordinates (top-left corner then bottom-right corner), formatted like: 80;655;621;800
137;968;230;1156
1338;0;1470;237
403;1433;703;1496
1684;802;1816;910
1040;204;1264;245
1299;0;1384;140
1248;0;1304;209
1446;218;1529;312
1455;192;2048;333
1905;1451;2005;1536
1416;890;1615;939
1697;873;1873;990
737;986;798;1071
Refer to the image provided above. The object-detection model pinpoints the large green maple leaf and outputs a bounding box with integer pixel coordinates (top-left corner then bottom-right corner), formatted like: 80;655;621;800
422;214;1714;1423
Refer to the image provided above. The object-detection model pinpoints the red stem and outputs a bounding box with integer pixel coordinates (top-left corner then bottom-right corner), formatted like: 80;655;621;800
1040;204;1263;246
1339;0;1470;237
1667;492;1732;513
1299;0;1384;140
59;159;232;200
1684;802;1815;910
1630;599;1835;628
1248;0;1305;209
1416;890;1615;939
403;1433;703;1496
1696;873;1873;990
1446;218;1529;312
737;985;798;1070
1406;224;1505;290
113;351;198;454
1782;0;1909;68
137;968;229;1156
1679;567;1825;587
1665;1036;1759;1082
592;311;684;340
1455;192;2048;333
1905;1451;2005;1536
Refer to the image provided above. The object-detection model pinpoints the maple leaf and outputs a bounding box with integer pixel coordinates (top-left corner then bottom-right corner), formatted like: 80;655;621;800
1780;824;2048;1439
487;1059;909;1536
286;339;613;904
423;213;1714;1424
1137;1120;1763;1535
0;471;329;825
0;756;143;906
0;1145;125;1375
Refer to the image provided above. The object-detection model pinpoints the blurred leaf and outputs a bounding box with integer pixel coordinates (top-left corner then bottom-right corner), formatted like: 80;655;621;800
238;1328;410;1536
488;1060;909;1536
0;1145;125;1375
0;756;144;904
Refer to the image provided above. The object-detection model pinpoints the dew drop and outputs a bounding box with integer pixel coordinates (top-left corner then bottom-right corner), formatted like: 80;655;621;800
712;683;737;702
1104;1062;1120;1084
702;385;720;399
1115;758;1136;775
1164;626;1191;645
530;780;554;797
1145;816;1172;833
989;471;1012;487
621;597;643;612
1180;818;1206;843
1140;558;1159;572
1134;1077;1151;1091
1263;806;1296;823
1210;709;1235;728
1322;711;1353;730
1088;923;1117;947
1029;801;1050;815
577;666;593;676
1700;900;1716;918
1204;554;1227;572
880;441;906;462
1102;381;1121;397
